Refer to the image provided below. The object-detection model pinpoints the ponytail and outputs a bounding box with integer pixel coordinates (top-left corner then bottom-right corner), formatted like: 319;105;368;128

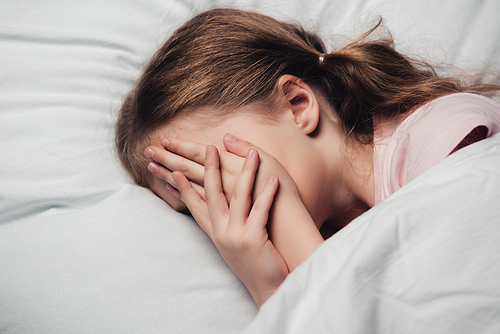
311;20;500;142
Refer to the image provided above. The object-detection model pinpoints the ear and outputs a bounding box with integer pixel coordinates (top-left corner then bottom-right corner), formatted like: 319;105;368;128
277;74;320;135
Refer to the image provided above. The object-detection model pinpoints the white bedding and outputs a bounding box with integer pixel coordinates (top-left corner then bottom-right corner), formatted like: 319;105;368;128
1;0;499;333
246;133;500;333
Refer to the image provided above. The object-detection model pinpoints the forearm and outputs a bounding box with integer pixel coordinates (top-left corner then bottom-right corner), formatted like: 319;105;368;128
268;190;324;272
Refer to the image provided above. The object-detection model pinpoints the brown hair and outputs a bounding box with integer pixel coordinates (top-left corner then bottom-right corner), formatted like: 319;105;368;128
115;8;500;188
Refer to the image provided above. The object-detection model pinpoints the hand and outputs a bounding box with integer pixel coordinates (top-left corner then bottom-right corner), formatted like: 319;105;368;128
172;146;288;306
146;134;325;271
146;134;307;211
222;134;325;271
145;137;244;206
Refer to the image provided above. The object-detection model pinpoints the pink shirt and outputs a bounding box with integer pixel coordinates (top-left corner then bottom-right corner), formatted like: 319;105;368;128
373;93;500;205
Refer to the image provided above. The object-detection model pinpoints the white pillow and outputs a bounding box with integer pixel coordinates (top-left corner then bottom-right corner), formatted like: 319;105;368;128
0;1;257;333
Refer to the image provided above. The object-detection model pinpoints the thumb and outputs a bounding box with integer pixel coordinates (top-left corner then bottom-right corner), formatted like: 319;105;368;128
223;133;257;157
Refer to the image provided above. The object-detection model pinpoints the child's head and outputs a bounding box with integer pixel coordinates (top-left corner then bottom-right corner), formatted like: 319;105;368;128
116;8;481;191
116;8;327;189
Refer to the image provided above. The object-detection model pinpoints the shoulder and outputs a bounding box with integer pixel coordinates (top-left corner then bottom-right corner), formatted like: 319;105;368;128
400;93;500;147
421;93;500;121
375;93;500;204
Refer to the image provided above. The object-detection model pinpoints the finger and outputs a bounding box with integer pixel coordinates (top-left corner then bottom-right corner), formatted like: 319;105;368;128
149;162;206;200
148;161;176;185
164;176;206;202
247;175;279;231
204;145;230;231
145;146;205;185
223;133;257;158
165;181;182;200
228;149;259;227
161;137;206;165
172;171;212;235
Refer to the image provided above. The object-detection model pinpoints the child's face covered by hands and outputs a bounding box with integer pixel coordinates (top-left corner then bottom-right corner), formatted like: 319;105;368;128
147;112;327;290
148;111;335;228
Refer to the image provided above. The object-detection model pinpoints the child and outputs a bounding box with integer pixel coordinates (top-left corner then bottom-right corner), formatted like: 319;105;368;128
115;8;500;306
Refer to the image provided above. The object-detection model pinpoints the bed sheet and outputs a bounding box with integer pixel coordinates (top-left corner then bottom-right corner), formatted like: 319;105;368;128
1;0;499;333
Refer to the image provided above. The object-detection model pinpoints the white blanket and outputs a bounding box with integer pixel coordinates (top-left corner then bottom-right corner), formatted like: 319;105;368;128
246;133;500;333
1;0;499;333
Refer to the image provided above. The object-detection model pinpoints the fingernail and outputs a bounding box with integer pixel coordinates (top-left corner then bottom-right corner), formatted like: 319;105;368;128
224;133;237;143
148;162;158;174
166;183;176;193
268;175;276;183
145;148;154;159
205;145;212;157
161;138;169;148
247;149;255;159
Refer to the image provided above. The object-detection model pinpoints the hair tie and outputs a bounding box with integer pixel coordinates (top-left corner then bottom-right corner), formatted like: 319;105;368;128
319;53;325;64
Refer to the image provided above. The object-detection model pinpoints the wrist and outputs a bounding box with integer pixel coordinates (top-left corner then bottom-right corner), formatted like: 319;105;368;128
246;273;287;307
